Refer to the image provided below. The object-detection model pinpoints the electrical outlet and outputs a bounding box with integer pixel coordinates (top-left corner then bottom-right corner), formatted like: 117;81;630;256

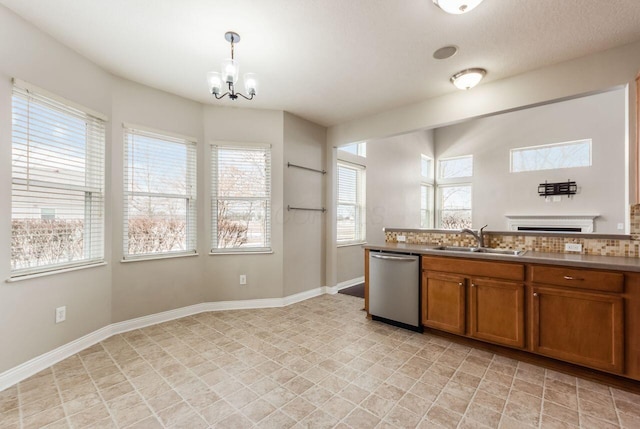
552;195;561;202
239;274;247;285
55;306;66;323
564;243;582;252
397;235;406;242
618;223;624;230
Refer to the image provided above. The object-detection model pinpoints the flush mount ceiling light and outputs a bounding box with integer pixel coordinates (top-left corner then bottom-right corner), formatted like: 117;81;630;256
207;31;257;101
433;0;484;14
450;68;487;90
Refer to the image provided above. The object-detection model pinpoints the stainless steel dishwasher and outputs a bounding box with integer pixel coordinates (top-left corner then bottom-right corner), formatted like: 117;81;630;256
369;251;421;331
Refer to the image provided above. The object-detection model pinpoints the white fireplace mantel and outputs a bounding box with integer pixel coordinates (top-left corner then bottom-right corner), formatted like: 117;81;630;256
504;214;600;233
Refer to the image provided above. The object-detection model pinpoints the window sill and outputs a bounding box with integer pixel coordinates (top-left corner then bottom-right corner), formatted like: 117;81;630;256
121;252;199;263
6;261;107;283
209;250;274;256
337;241;367;248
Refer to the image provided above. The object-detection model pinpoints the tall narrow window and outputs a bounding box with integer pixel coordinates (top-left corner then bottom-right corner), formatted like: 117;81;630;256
421;184;434;228
437;155;473;229
438;184;472;229
211;143;271;252
11;81;106;276
421;155;434;228
123;126;197;258
337;161;366;244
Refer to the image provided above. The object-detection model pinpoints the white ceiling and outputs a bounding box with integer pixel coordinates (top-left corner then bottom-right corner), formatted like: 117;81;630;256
2;0;640;127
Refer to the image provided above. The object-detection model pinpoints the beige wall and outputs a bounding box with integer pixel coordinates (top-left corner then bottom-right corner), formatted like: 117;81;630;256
202;106;286;302
435;89;627;233
109;78;206;322
0;6;113;372
283;113;327;295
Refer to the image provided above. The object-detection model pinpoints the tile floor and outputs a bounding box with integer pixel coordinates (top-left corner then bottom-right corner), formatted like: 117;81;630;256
1;293;640;428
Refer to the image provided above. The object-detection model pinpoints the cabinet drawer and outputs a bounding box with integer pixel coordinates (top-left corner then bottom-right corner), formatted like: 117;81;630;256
422;256;524;281
531;265;623;293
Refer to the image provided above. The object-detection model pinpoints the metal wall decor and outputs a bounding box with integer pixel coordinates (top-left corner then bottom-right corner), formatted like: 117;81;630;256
538;180;577;198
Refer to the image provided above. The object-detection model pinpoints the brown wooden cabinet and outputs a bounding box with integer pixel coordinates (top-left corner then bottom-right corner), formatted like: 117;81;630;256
421;256;525;348
421;271;466;334
470;278;525;348
531;285;624;373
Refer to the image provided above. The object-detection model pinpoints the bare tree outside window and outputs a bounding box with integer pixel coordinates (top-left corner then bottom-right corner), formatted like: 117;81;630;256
123;129;197;257
511;139;591;172
212;145;271;251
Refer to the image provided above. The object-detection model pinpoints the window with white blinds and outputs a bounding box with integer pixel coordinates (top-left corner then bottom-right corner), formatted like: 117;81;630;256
123;126;197;258
11;83;106;277
211;143;271;252
337;161;366;244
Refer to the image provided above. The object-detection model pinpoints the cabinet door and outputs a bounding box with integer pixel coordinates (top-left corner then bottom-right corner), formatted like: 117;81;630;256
421;272;466;334
470;279;524;348
532;286;624;373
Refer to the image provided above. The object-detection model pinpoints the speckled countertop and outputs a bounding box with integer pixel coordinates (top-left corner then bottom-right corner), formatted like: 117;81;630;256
364;242;640;273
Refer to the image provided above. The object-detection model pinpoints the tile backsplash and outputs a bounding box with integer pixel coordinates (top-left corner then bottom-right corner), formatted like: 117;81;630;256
384;205;640;258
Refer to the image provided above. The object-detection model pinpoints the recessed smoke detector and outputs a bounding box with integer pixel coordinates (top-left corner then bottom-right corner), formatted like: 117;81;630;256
433;45;458;60
433;0;484;14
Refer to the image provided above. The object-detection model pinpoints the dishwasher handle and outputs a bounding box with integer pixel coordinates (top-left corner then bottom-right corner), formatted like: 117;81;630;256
370;254;416;262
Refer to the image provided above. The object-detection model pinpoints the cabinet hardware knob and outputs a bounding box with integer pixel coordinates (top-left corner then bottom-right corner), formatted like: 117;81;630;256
563;276;583;281
533;292;538;297
471;283;476;287
458;282;463;286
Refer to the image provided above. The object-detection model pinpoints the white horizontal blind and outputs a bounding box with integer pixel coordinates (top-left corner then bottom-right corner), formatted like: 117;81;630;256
337;161;365;243
11;85;105;276
123;127;197;258
211;144;271;252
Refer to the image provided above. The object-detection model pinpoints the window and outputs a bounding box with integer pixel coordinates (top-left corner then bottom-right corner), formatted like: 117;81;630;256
437;155;473;229
11;81;105;276
421;184;434;228
421;155;433;179
438;184;472;229
510;139;592;172
439;155;473;179
337;161;366;244
338;141;367;157
211;143;271;252
123;126;197;258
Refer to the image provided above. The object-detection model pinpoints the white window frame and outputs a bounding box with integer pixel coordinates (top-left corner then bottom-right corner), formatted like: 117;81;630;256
421;154;433;180
510;139;592;173
436;183;473;230
210;142;272;253
123;125;197;260
338;141;367;158
438;154;473;179
337;161;366;245
10;80;107;278
421;183;434;228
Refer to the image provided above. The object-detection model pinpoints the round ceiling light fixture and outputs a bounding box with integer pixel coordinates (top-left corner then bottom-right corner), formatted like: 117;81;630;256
450;68;487;90
433;0;484;14
433;45;459;60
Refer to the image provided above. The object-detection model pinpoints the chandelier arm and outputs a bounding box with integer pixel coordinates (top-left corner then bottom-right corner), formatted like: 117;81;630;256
236;93;255;101
213;92;231;99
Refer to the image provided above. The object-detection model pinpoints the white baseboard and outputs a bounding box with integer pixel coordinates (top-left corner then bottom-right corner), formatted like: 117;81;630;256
332;276;365;293
0;283;358;391
0;325;113;392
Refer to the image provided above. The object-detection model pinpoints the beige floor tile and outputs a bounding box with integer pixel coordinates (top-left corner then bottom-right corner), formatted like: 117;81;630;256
7;294;640;428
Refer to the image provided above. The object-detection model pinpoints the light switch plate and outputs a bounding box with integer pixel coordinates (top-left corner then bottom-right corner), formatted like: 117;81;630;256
397;235;406;242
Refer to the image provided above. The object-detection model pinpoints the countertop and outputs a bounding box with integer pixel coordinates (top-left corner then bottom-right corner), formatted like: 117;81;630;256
364;242;640;273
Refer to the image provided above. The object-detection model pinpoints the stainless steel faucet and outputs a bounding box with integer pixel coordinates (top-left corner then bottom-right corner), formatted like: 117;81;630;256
461;224;488;248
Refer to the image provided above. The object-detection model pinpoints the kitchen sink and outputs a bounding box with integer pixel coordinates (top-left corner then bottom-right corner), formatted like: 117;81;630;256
432;246;526;256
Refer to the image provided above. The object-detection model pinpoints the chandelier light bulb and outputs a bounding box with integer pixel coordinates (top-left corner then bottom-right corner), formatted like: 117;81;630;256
222;59;239;84
433;0;484;14
244;73;258;96
207;72;223;95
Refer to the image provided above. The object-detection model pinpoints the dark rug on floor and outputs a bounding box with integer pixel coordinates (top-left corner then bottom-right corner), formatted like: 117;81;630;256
339;283;365;298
